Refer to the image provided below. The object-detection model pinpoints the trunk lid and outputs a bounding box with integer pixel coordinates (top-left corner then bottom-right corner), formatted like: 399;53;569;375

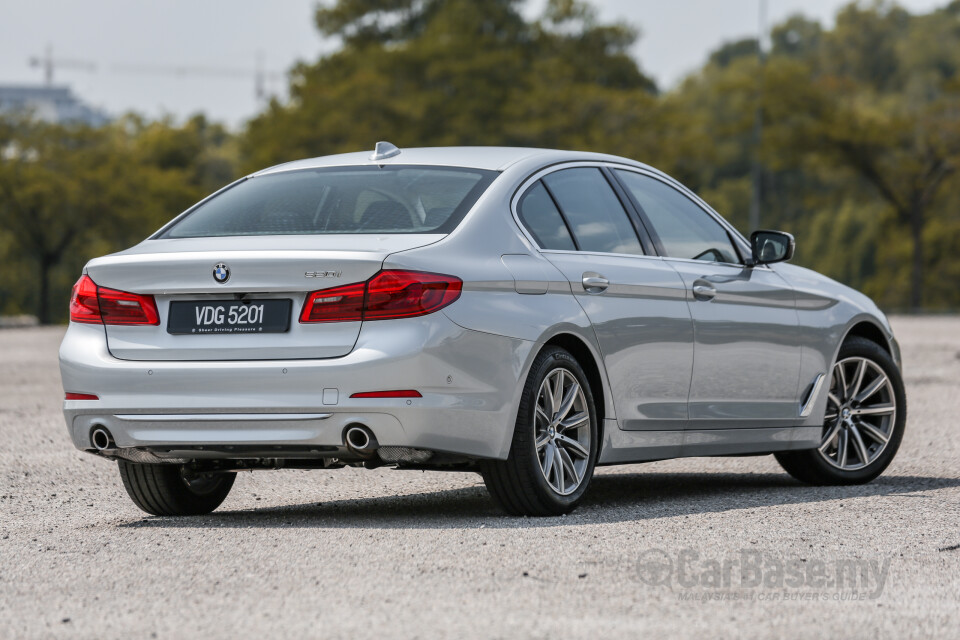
87;235;442;361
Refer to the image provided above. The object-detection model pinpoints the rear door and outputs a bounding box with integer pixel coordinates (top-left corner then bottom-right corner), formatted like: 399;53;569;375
517;166;694;431
613;169;802;425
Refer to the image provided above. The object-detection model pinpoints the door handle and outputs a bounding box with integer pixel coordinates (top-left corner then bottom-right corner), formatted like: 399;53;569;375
692;283;717;301
582;273;609;293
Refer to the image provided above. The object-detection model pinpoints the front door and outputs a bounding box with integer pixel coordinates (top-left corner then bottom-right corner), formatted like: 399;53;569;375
613;168;802;427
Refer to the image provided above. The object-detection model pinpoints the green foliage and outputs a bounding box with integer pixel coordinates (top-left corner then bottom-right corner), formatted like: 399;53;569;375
771;16;823;58
243;0;656;171
3;0;960;322
709;38;759;68
0;114;237;322
662;1;960;310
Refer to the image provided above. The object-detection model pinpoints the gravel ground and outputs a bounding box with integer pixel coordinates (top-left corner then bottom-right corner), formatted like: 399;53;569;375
1;316;958;639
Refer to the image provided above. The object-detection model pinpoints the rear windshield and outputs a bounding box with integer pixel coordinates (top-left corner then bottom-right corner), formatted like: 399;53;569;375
158;165;498;238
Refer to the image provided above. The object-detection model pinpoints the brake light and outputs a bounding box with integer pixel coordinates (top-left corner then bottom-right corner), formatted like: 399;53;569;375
300;270;462;323
65;392;99;400
69;275;160;326
350;390;422;398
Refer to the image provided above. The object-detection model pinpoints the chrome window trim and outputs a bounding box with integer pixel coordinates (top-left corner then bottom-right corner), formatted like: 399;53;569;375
510;161;653;257
511;161;754;267
661;255;773;271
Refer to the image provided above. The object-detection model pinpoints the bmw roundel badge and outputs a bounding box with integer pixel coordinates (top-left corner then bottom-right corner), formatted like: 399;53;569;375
213;263;230;284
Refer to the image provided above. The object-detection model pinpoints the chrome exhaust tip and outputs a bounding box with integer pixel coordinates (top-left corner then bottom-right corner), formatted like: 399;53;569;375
344;424;378;456
90;427;114;451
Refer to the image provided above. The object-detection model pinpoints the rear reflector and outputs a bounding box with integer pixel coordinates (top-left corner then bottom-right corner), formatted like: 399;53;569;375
301;270;461;323
69;275;160;326
350;390;423;399
65;392;99;400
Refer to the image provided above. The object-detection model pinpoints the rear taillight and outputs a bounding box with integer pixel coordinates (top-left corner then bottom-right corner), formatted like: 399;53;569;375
300;282;366;323
97;285;160;325
69;275;101;324
69;275;160;326
300;270;462;323
364;270;462;320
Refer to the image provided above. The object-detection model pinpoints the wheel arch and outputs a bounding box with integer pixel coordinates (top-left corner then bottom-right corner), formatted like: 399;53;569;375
843;320;892;355
826;318;899;389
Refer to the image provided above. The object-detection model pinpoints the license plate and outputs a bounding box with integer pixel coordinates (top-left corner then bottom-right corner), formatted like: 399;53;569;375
167;300;292;335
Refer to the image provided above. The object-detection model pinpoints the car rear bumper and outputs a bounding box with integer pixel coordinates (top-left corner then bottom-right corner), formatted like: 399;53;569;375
60;314;534;460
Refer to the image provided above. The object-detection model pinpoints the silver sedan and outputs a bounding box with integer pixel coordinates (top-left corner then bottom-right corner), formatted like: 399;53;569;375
60;143;906;517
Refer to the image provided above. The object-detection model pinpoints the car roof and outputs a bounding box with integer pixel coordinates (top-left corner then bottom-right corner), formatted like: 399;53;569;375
253;146;650;175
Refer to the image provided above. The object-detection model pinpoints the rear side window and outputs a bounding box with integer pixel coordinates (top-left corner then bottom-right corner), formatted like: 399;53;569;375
160;165;497;238
517;182;576;251
542;168;643;255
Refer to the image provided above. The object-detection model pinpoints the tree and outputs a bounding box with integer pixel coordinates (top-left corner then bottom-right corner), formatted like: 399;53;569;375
5;0;960;319
0;115;237;322
243;0;657;171
763;2;960;310
639;2;960;310
0;120;127;323
709;38;759;68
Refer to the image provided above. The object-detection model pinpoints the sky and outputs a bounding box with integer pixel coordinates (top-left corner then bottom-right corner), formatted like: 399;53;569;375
0;0;948;129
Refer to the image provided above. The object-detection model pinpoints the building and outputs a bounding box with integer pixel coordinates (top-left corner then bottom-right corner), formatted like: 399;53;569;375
0;84;109;126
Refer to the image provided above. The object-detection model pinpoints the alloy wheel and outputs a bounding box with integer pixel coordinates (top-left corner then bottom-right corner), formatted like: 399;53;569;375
818;356;896;470
534;368;592;495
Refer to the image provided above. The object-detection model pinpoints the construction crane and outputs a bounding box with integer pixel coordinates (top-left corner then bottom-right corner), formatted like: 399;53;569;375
28;45;97;85
111;56;284;103
25;45;283;104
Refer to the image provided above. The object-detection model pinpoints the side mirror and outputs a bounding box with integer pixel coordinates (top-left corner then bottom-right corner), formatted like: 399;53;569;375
749;230;795;266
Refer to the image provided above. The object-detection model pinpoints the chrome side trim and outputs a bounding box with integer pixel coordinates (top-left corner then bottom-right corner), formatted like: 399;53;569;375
799;373;826;418
114;413;334;422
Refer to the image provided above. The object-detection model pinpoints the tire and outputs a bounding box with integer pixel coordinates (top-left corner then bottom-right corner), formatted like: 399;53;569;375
775;336;906;485
118;460;236;516
481;346;599;516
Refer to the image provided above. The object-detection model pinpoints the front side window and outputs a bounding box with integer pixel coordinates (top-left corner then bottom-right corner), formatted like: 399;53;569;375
542;168;644;255
615;170;740;264
160;165;497;238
